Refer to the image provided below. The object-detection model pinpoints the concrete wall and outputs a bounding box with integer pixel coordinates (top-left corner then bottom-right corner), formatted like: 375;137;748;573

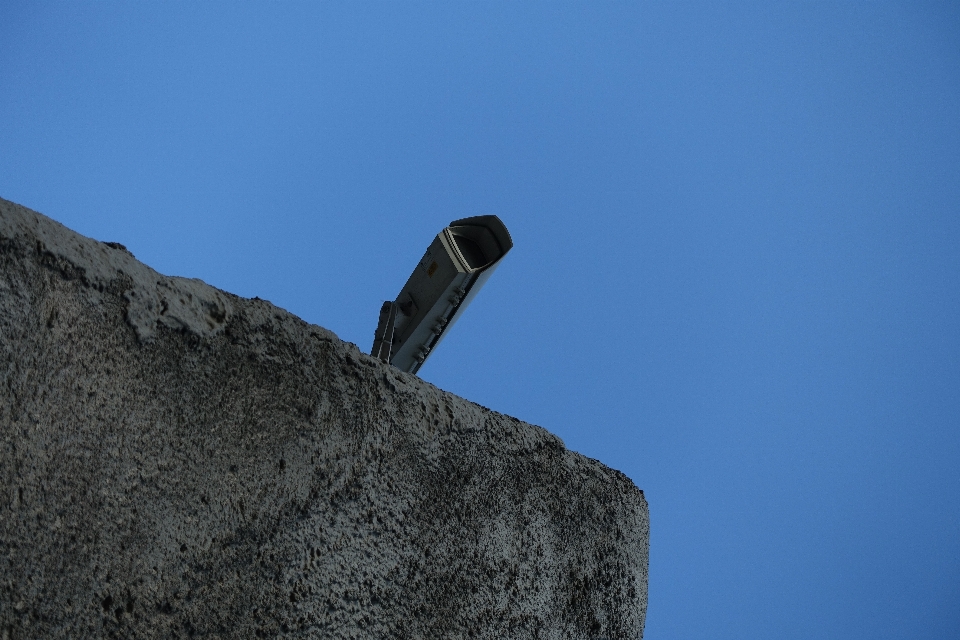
0;197;648;639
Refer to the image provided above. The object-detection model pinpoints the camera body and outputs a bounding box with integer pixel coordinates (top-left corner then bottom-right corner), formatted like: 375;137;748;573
372;215;513;374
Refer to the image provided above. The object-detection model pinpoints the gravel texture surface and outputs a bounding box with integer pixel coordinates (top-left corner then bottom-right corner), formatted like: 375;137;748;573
0;197;648;639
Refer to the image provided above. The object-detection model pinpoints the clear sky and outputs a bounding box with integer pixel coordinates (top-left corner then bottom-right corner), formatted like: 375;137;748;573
2;2;958;638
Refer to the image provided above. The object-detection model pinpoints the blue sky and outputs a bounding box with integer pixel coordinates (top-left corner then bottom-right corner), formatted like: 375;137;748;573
2;2;958;637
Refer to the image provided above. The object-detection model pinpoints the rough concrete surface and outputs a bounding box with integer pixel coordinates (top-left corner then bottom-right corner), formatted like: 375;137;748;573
0;197;648;639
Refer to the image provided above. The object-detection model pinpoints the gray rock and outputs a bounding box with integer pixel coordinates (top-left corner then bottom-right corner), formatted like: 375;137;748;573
0;197;648;639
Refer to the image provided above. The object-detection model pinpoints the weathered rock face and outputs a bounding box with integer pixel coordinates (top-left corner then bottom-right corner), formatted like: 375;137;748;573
0;197;648;639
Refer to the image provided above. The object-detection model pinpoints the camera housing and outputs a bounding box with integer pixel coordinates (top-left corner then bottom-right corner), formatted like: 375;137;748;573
372;215;513;374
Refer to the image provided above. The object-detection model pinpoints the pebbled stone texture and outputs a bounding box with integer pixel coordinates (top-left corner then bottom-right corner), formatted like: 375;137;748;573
0;197;648;639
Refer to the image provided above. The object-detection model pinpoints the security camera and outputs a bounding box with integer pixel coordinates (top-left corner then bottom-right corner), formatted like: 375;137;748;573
372;215;513;374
